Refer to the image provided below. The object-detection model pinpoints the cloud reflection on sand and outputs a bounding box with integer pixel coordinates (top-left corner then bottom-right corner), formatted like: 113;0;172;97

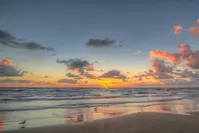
64;98;199;124
0;113;5;131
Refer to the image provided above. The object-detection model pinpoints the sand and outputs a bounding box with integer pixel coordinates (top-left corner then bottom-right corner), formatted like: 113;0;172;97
3;112;199;133
189;112;199;116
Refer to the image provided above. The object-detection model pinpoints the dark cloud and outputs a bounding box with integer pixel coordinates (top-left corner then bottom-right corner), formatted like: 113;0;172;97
152;58;173;73
0;79;32;83
85;38;121;48
0;59;27;77
93;61;99;64
134;69;174;80
20;42;55;51
178;44;199;69
66;72;81;78
134;70;154;80
84;73;97;79
57;58;96;75
85;65;95;71
154;73;173;79
172;69;199;78
0;30;15;39
100;70;127;81
57;79;77;84
162;78;199;86
0;29;55;51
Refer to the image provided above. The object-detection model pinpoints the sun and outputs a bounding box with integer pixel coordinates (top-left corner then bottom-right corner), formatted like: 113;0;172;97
100;80;113;88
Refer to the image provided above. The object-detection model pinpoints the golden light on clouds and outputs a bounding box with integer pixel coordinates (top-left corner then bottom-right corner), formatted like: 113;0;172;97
0;59;12;65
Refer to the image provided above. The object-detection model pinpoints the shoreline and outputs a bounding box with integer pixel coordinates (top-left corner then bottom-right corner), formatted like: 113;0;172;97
3;112;199;133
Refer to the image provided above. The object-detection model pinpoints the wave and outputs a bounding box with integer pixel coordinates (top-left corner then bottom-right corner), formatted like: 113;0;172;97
0;96;187;112
0;93;181;102
0;88;195;103
0;96;126;102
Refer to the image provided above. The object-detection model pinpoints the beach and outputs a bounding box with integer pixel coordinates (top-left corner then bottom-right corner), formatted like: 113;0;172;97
0;88;199;131
3;112;199;133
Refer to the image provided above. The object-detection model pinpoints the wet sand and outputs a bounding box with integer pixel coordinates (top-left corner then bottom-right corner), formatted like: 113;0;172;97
188;111;199;116
3;112;199;133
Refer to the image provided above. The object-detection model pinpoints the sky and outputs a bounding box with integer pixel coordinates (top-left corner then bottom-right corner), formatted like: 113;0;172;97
0;0;199;88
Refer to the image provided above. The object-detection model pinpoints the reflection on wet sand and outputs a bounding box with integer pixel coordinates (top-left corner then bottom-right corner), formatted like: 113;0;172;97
0;113;5;131
64;99;199;124
143;99;199;114
0;122;5;132
64;107;125;124
1;99;199;131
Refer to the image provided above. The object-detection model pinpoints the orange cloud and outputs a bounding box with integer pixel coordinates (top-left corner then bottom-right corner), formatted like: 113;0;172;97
178;44;190;52
0;58;12;65
190;25;199;37
0;58;26;77
150;50;179;63
197;19;199;24
189;18;199;37
152;58;172;73
172;25;183;36
151;44;199;70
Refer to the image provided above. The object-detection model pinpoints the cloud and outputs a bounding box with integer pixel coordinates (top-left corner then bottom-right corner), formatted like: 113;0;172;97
172;69;199;78
0;58;12;65
154;73;173;79
190;26;199;37
150;50;180;63
172;25;183;36
0;79;32;83
57;58;96;75
189;19;199;37
150;44;199;69
178;44;199;69
66;72;81;78
152;58;173;73
85;38;121;48
197;19;199;24
85;65;95;71
163;79;187;85
57;79;77;84
186;53;199;69
0;29;55;51
100;70;127;81
134;69;173;80
20;42;55;51
147;44;199;85
84;73;97;79
0;78;57;86
178;44;192;56
171;19;199;37
0;59;27;77
136;73;172;80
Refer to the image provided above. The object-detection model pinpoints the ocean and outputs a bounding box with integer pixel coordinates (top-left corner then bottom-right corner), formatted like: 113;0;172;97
0;88;198;131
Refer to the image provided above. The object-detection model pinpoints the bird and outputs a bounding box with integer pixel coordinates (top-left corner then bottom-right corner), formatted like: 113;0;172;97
19;120;26;125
